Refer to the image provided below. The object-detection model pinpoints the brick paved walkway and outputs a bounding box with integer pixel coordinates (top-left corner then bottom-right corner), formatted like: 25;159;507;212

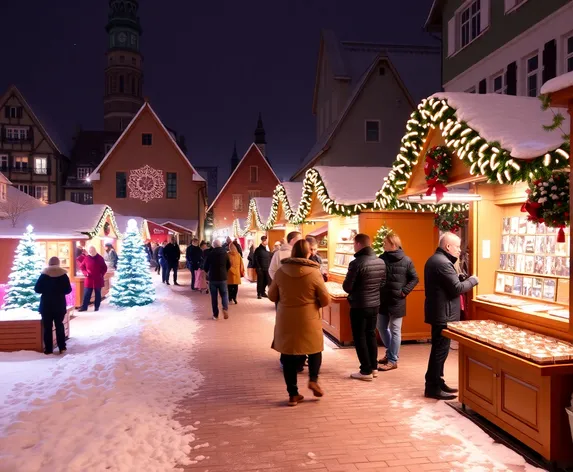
171;273;540;472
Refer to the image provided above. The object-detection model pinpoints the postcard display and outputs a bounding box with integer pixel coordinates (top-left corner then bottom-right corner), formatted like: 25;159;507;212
449;185;573;465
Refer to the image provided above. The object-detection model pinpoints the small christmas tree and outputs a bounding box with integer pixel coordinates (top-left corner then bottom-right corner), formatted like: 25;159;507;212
372;225;393;256
3;225;44;311
110;219;155;307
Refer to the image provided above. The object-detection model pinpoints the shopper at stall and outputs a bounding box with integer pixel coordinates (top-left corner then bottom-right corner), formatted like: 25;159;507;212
158;241;169;283
377;232;419;371
247;242;256;275
34;256;72;355
227;243;245;304
269;239;331;406
269;231;302;281
186;238;203;291
163;236;181;286
78;246;108;312
273;241;281;254
306;236;327;282
104;242;118;270
424;232;478;400
253;235;272;299
342;233;386;381
203;239;231;319
232;238;243;257
153;242;161;274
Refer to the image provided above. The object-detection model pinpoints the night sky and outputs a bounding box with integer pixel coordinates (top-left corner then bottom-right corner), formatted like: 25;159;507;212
2;0;437;187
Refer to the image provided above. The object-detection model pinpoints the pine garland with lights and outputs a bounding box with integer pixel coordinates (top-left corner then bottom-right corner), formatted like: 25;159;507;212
434;210;467;233
372;225;393;256
424;145;452;202
377;96;570;212
3;225;44;311
522;172;570;242
110;219;155;307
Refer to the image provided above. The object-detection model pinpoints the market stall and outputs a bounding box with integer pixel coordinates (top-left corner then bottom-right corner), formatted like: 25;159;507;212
384;91;573;463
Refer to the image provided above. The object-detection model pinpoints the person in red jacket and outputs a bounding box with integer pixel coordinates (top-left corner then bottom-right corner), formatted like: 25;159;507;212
78;245;108;312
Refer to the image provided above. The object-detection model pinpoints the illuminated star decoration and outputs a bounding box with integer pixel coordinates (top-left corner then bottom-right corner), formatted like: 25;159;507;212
128;165;166;203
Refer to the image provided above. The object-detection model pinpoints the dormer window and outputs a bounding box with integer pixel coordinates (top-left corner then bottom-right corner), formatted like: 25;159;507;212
77;167;92;180
4;106;23;119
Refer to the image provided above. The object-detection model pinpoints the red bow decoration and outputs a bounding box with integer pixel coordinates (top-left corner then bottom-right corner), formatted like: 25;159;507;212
520;200;543;222
557;226;566;243
426;177;448;202
424;156;437;176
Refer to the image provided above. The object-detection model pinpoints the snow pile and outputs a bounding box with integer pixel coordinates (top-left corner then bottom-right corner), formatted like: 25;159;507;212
313;166;390;205
0;281;203;472
431;92;569;159
404;399;544;471
0;307;41;321
540;70;573;95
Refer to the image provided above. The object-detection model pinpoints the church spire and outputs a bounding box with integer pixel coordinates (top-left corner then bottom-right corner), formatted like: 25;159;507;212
254;112;266;156
230;141;239;174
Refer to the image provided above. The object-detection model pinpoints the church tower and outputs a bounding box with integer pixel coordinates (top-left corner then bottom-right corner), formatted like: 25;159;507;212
254;112;267;157
104;0;144;132
230;141;239;174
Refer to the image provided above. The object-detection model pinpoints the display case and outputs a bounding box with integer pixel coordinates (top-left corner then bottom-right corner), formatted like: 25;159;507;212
322;281;353;345
329;216;358;278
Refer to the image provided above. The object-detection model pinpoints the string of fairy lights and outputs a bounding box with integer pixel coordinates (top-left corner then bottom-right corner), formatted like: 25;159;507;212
86;206;123;239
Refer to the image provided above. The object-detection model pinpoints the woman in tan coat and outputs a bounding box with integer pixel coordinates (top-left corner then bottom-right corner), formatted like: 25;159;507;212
268;239;331;406
227;243;244;304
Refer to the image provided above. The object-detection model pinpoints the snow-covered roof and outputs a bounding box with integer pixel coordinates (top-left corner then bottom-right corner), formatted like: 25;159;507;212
314;166;391;205
252;197;273;222
431;92;570;159
152;218;197;233
281;182;304;210
5;185;46;210
540;70;573;95
0;172;11;185
0;201;113;239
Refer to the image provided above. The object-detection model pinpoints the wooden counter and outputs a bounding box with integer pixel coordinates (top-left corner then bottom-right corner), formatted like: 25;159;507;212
322;296;353;346
444;329;573;464
72;272;113;308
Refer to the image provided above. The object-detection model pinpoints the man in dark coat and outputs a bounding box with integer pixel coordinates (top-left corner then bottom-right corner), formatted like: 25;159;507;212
253;235;272;299
204;239;231;319
377;233;419;371
186;238;203;290
343;233;387;381
163;236;181;286
34;256;72;355
424;232;478;400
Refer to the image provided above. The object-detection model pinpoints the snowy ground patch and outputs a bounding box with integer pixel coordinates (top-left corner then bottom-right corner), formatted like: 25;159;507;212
0;281;203;472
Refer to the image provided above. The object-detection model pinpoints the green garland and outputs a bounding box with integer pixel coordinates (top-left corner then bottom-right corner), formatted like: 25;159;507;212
372;225;393;256
377;96;570;211
434;210;467;233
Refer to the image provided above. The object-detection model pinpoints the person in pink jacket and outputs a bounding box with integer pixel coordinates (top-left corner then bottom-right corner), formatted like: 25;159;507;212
79;246;108;312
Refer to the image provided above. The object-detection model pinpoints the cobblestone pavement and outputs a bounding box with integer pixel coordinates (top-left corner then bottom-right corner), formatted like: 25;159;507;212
169;273;539;472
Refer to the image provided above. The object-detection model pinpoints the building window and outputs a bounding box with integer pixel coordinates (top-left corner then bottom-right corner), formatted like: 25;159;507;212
365;120;380;142
249;166;259;183
567;35;573;73
248;190;261;200
116;172;127;198
166;172;177;199
71;191;93;204
34;185;49;203
34;156;48;174
460;0;481;48
526;53;539;97
14;156;28;171
6;127;28;141
4;106;22;119
18;184;30;194
77;167;92;180
142;133;153;146
0;155;8;171
119;75;125;93
492;72;505;94
232;194;243;211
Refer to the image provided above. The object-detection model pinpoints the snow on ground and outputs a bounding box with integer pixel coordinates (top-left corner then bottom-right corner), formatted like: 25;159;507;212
0;281;203;472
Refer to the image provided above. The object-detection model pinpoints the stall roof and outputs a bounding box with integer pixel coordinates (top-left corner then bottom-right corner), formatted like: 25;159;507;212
313;166;391;205
540;70;573;95
0;201;116;239
151;218;197;233
252;197;274;222
281;182;304;211
431;92;570;159
114;214;145;234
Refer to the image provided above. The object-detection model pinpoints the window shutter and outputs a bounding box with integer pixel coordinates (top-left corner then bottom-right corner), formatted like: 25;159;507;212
4;107;9;118
481;0;490;31
504;0;517;12
447;17;456;57
16;107;23;118
542;40;557;84
505;62;517;95
478;79;487;94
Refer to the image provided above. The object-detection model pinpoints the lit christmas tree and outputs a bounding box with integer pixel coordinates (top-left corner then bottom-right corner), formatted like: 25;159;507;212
110;219;155;307
3;225;44;311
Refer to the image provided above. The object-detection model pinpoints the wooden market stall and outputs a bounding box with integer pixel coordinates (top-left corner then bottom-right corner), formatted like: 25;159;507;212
0;201;122;352
393;91;573;464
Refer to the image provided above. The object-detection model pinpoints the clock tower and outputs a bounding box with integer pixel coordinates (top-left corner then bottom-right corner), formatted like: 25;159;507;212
104;0;144;132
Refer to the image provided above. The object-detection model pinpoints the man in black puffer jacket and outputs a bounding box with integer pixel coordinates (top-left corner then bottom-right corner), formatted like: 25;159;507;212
343;233;386;381
377;232;419;372
424;232;478;400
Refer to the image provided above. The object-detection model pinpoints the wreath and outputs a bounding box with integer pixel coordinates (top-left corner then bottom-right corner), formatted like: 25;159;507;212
522;172;570;242
372;225;393;256
103;222;110;236
434;210;467;233
424;146;452;202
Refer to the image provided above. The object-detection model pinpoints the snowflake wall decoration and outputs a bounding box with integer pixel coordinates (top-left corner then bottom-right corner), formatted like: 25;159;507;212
128;165;166;203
